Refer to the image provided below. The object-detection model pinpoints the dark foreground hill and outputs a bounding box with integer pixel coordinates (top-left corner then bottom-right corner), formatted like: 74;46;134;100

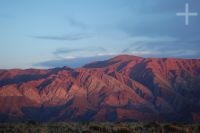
0;55;200;122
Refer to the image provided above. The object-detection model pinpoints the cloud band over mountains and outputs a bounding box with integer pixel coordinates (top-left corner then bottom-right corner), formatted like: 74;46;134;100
33;33;92;41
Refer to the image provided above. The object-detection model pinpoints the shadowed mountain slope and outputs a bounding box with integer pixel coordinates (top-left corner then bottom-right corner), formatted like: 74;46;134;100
0;55;200;122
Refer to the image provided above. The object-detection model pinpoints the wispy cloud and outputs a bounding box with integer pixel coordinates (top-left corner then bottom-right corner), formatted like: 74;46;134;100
33;47;117;68
53;47;108;59
33;36;200;68
33;55;113;68
32;33;91;41
53;48;82;55
121;37;200;58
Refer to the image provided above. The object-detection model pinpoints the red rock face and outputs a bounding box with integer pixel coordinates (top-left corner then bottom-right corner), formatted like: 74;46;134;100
0;55;200;122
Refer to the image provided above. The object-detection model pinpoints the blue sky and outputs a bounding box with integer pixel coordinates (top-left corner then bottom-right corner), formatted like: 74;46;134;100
0;0;200;68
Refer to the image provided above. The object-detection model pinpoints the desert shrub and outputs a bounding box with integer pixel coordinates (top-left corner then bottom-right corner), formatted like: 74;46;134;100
163;124;188;133
113;126;132;133
27;127;41;133
0;122;200;133
64;124;75;131
132;126;143;133
82;129;91;133
89;124;111;133
143;122;162;133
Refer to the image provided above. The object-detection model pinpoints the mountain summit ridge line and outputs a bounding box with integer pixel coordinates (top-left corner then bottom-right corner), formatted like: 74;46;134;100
0;55;200;122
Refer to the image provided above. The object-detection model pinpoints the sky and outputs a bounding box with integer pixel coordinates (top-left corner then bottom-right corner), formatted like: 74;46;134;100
0;0;200;69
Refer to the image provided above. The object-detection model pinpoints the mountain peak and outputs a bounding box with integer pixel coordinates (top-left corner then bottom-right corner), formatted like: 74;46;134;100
110;54;143;61
83;55;144;68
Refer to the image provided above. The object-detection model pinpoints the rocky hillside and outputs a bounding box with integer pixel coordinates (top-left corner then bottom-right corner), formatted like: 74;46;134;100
0;55;200;122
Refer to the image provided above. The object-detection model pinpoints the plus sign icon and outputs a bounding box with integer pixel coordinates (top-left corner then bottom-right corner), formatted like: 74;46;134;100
176;3;198;25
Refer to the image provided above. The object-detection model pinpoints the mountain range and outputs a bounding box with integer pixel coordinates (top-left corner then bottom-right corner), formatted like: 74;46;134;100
0;55;200;122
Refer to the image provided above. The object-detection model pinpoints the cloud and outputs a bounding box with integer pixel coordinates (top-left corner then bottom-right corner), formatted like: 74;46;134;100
53;48;82;55
33;37;200;68
33;55;113;68
32;33;91;41
121;38;200;58
123;49;198;58
33;47;116;68
53;47;108;59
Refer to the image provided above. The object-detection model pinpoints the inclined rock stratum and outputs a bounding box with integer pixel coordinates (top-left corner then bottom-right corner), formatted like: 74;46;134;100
0;55;200;122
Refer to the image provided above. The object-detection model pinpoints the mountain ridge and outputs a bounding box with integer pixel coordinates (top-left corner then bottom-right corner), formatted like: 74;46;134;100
0;55;200;122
